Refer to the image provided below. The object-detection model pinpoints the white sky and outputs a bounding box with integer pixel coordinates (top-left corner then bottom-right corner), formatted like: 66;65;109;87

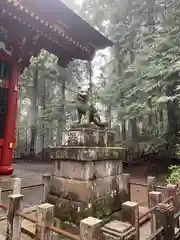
75;0;83;5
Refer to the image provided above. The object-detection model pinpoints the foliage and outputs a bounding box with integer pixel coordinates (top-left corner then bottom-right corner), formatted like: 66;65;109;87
80;0;180;155
166;165;180;184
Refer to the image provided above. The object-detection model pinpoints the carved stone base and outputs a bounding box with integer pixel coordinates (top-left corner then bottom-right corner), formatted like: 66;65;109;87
50;146;125;161
71;123;99;129
48;126;126;224
62;126;115;146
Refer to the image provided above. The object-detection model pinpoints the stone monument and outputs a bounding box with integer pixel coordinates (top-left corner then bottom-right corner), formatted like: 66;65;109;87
47;123;127;224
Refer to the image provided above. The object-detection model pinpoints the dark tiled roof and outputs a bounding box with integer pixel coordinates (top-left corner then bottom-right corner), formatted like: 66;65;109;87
1;0;113;65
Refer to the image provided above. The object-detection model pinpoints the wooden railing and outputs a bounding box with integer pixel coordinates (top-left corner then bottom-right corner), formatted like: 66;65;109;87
100;174;180;239
1;173;180;239
0;175;80;240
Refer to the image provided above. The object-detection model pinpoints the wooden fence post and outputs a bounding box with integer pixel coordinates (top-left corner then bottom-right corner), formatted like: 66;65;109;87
166;184;179;228
0;188;2;203
148;191;162;234
52;232;59;240
6;194;23;240
42;174;51;203
36;203;54;240
12;178;21;195
80;217;103;240
176;189;180;214
166;184;177;210
147;176;156;208
0;188;2;215
122;173;131;200
177;180;180;191
154;203;174;240
122;201;139;240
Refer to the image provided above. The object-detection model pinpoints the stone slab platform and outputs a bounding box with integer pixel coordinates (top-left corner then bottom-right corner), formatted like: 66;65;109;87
53;159;122;181
51;175;123;202
50;146;125;161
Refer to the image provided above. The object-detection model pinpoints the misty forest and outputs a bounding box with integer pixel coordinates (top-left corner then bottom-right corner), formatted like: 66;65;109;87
15;0;180;180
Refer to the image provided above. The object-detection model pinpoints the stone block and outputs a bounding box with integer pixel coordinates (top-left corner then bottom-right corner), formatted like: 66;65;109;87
36;203;54;240
47;194;92;223
50;146;125;161
62;127;115;147
80;217;103;240
47;191;128;224
53;159;122;180
53;160;94;180
102;220;135;240
51;176;93;202
51;175;123;202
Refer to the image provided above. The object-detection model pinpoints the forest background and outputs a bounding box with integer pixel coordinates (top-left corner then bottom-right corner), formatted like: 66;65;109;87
15;0;180;172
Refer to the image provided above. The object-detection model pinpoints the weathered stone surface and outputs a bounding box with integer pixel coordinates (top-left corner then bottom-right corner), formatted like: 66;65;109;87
47;191;128;224
51;175;123;202
80;217;103;240
102;220;136;240
53;159;122;180
36;203;54;240
47;194;92;223
48;125;126;224
62;128;115;147
50;146;125;161
71;123;99;129
51;176;93;202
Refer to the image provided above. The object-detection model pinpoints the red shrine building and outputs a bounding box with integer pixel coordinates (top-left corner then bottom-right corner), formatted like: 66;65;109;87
0;0;112;175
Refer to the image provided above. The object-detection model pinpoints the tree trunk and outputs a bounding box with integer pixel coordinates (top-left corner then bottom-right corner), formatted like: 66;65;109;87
106;103;111;129
146;0;156;32
29;69;38;156
122;120;126;141
147;97;153;127
166;74;180;156
56;72;66;145
159;109;164;133
146;0;156;131
41;77;46;160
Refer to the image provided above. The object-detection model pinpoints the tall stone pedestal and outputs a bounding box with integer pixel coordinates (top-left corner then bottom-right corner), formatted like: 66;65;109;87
48;124;127;224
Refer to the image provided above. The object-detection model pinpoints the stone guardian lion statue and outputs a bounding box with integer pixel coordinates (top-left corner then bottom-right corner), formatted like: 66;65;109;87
76;85;107;127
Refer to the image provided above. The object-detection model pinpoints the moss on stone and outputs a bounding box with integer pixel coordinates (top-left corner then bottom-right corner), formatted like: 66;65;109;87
50;189;129;225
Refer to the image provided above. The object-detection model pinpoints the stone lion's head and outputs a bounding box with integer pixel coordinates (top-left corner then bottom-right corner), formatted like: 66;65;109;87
77;85;90;103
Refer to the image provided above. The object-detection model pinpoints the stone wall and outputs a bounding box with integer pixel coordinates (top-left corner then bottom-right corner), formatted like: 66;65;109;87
48;124;127;224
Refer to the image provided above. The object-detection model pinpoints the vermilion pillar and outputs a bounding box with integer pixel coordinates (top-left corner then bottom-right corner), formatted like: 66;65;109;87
0;57;18;175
